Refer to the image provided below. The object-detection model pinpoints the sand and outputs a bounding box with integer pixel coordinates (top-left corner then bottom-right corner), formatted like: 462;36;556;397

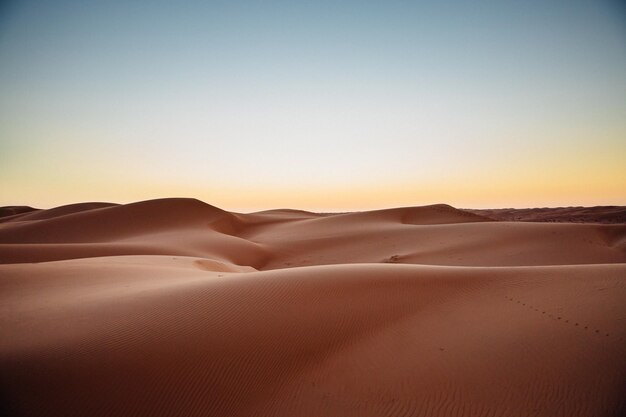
1;198;625;416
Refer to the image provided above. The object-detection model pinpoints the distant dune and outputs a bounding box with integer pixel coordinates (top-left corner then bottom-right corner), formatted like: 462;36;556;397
468;206;626;224
1;198;625;417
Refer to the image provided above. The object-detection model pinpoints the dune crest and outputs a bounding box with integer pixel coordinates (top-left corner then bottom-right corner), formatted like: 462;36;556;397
1;198;625;416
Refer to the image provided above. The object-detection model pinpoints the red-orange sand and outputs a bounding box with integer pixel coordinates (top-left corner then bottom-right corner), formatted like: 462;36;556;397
1;198;625;416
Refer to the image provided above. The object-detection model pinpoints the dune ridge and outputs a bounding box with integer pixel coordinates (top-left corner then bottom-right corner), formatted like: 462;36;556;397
468;206;626;224
1;198;625;416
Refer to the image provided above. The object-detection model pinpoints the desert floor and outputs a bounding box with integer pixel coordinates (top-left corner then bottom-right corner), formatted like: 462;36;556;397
1;198;625;416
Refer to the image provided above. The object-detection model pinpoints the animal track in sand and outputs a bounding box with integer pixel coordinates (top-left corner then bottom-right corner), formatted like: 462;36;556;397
504;296;612;338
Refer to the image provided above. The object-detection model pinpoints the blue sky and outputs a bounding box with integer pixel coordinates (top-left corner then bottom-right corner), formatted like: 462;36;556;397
1;0;625;210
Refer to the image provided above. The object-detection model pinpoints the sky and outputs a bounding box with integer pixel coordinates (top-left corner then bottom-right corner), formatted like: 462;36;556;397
1;0;625;212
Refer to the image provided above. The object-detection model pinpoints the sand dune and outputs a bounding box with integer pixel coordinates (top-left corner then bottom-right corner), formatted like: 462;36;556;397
468;206;626;224
1;198;625;416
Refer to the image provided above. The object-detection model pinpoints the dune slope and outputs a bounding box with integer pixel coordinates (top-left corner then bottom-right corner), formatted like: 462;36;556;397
1;198;625;417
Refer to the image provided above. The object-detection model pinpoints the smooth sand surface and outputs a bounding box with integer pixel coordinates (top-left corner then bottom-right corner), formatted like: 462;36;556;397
1;198;625;416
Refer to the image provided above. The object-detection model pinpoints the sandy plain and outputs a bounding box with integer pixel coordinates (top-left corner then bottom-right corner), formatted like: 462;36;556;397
1;198;625;416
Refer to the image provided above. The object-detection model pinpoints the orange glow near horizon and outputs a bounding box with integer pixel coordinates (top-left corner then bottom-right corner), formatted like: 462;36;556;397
3;167;625;212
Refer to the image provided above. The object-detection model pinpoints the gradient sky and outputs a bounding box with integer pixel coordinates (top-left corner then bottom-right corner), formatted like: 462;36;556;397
1;0;625;211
